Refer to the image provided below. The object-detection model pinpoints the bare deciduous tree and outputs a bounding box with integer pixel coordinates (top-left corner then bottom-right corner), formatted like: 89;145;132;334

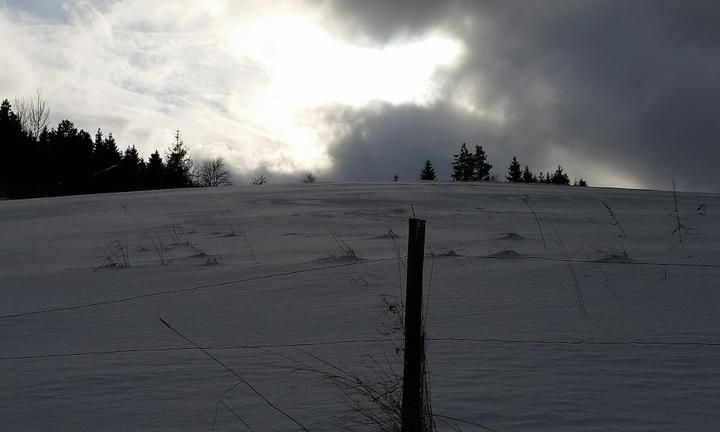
197;157;232;187
14;88;50;140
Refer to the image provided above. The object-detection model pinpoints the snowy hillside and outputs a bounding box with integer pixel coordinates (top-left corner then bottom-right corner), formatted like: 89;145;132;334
1;182;719;431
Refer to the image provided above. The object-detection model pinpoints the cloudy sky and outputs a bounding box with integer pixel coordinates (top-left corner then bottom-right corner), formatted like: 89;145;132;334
1;1;719;190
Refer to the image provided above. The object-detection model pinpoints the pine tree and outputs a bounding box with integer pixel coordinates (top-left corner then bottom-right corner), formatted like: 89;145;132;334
90;130;122;191
521;165;536;183
34;127;53;193
451;143;472;181
49;120;94;194
93;129;105;170
506;156;522;182
551;165;570;185
472;145;492;181
104;133;121;166
0;99;34;196
419;160;437;181
145;150;165;189
165;130;193;188
119;146;145;190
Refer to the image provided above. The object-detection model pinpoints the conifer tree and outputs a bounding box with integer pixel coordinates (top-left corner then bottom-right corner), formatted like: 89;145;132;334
91;130;122;191
419;160;437;180
506;156;522;182
165;130;193;187
93;129;105;169
551;165;571;185
48;120;93;194
472;145;492;181
145;150;165;189
0;99;33;195
521;165;536;183
119;146;145;190
574;178;588;187
104;133;121;167
452;143;472;181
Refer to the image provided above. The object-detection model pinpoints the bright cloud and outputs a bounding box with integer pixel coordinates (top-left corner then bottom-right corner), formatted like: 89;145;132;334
0;0;464;176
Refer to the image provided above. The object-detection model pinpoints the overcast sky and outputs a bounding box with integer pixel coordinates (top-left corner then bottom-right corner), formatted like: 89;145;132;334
1;1;719;190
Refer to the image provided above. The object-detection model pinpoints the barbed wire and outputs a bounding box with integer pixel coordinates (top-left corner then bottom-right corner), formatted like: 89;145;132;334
2;252;718;321
0;257;397;320
2;335;717;362
473;253;720;269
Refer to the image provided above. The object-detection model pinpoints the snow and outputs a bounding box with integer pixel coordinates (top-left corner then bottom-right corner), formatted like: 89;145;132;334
1;182;719;431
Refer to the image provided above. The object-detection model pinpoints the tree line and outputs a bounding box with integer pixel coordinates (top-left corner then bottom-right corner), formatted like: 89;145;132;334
2;94;589;199
418;143;588;186
0;97;231;198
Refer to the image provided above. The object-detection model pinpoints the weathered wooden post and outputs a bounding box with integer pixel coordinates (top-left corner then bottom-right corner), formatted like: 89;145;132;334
401;218;426;432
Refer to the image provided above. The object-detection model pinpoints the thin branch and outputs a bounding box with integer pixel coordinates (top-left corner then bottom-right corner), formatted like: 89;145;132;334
600;200;626;237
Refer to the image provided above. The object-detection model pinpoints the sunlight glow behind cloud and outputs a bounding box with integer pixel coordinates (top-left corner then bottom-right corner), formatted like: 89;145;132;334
224;15;463;171
0;1;465;176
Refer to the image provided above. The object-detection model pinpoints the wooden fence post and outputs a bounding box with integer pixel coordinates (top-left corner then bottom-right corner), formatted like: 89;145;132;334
401;218;426;432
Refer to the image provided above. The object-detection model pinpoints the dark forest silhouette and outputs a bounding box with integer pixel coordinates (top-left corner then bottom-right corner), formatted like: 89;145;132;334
1;99;196;198
448;143;588;186
2;96;588;199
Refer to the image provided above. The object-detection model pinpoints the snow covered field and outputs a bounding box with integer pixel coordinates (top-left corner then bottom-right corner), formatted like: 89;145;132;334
1;182;719;431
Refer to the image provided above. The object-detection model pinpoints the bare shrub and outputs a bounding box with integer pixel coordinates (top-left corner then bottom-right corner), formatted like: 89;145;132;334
96;240;130;269
315;214;357;258
123;205;168;265
303;172;317;184
251;175;267;185
601;200;627;237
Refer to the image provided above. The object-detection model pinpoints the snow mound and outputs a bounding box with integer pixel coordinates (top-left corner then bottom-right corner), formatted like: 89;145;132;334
495;232;530;241
314;254;363;264
372;230;401;240
593;253;633;263
430;249;464;257
484;249;525;259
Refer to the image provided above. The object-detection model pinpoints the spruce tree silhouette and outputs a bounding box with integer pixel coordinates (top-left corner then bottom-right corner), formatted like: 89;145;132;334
0;100;33;196
92;129;123;191
92;129;106;172
145;150;166;190
119;146;145;190
451;143;472;181
48;120;93;194
165;130;193;188
551;165;571;185
506;156;522;182
521;165;537;183
471;145;492;181
419;160;437;180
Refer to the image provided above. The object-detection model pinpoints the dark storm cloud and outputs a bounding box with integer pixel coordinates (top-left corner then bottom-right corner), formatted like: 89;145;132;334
324;1;720;190
323;102;505;182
